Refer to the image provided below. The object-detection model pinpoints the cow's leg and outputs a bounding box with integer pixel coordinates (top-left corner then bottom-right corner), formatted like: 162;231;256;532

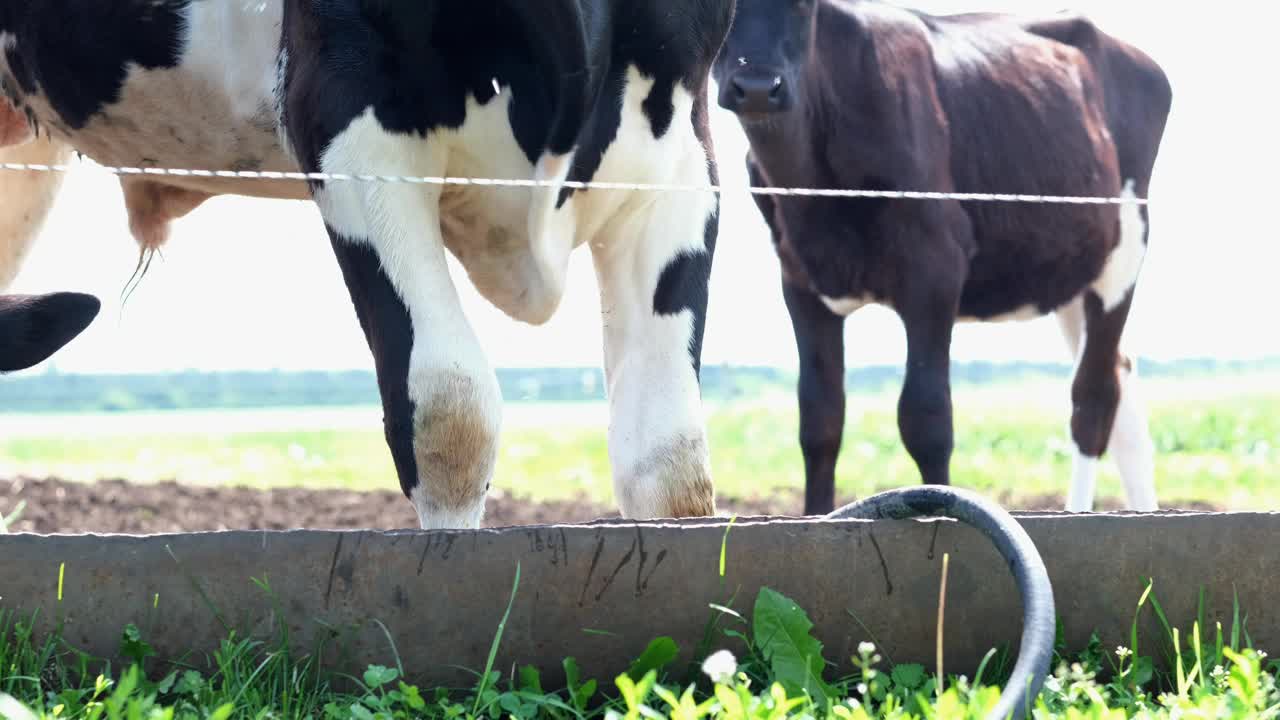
590;188;718;520
1055;297;1097;511
1110;351;1158;511
306;115;501;530
782;281;846;515
0;136;73;290
1057;291;1157;512
894;269;963;487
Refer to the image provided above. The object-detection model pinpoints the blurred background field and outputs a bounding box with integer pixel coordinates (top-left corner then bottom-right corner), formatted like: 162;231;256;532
4;362;1277;525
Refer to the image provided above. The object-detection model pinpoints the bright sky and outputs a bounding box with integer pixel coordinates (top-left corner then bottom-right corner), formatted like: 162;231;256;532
6;1;1276;375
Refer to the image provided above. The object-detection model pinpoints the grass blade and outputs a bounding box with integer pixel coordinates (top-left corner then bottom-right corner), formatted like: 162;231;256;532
1231;585;1242;652
719;516;737;579
473;561;522;718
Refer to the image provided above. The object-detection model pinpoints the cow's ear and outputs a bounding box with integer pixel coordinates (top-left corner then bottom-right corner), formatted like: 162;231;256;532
0;292;101;372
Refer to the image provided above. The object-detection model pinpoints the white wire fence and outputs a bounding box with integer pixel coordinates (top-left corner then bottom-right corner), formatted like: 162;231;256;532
0;158;1150;206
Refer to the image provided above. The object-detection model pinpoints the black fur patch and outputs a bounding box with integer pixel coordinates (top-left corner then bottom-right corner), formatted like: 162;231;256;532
2;0;188;129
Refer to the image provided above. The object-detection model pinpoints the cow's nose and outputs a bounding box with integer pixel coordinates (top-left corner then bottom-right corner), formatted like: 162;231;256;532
720;72;787;115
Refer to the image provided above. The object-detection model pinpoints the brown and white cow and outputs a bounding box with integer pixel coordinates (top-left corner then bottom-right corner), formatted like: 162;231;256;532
713;1;1173;514
2;0;735;527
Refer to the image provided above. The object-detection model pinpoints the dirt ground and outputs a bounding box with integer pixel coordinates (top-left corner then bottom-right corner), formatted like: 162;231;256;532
0;476;780;533
1;476;1220;534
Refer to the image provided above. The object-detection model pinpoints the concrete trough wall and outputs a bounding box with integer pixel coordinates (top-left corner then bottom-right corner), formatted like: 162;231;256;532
1;511;1277;688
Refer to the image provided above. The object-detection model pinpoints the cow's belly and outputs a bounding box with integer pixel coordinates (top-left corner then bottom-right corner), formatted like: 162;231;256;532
7;0;309;202
27;81;306;203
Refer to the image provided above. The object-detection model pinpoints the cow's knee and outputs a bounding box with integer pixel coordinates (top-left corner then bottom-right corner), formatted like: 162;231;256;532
798;398;843;486
406;368;503;529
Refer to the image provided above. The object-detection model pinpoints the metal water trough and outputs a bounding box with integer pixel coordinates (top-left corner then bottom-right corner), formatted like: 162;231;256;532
1;510;1277;689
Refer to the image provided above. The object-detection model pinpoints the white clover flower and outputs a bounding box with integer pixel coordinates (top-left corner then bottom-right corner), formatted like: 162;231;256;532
701;650;738;684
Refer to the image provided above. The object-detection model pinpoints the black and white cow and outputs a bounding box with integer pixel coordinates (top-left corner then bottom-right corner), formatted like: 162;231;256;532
1;0;735;527
713;0;1172;515
0;291;99;373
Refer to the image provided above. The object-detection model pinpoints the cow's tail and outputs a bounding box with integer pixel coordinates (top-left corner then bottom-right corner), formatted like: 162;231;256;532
1;135;74;290
503;0;591;193
828;486;1056;720
506;0;591;158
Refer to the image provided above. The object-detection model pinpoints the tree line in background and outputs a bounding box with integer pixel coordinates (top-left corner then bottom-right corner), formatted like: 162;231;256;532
1;358;1276;413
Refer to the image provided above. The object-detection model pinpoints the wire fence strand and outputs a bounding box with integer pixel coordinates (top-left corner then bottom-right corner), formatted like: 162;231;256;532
0;159;1150;206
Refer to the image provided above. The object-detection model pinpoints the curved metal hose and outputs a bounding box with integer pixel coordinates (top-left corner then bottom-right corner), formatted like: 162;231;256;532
826;486;1055;720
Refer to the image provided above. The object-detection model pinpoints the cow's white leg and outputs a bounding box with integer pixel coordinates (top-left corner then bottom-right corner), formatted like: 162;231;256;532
590;185;718;519
315;110;501;530
1055;298;1097;513
1110;357;1158;511
0;136;73;290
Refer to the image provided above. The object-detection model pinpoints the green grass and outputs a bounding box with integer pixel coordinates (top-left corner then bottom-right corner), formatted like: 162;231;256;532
2;569;1278;719
3;373;1279;510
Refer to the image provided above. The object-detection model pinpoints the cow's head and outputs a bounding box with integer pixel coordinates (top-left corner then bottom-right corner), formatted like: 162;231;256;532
712;0;818;122
0;292;101;372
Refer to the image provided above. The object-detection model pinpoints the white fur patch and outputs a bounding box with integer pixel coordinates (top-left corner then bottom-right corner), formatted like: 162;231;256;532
410;486;485;530
1054;297;1086;362
957;304;1042;324
819;294;875;317
1090;179;1147;313
1066;452;1098;513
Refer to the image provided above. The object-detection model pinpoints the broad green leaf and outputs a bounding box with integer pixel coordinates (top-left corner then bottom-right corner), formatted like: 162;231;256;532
626;637;680;682
120;625;155;667
363;665;399;689
890;663;926;691
519;665;543;694
752;587;832;706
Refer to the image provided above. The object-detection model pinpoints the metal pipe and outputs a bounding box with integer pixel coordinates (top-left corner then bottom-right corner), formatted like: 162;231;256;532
827;486;1056;720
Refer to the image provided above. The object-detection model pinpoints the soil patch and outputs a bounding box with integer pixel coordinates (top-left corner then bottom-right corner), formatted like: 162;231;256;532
1;476;1222;534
